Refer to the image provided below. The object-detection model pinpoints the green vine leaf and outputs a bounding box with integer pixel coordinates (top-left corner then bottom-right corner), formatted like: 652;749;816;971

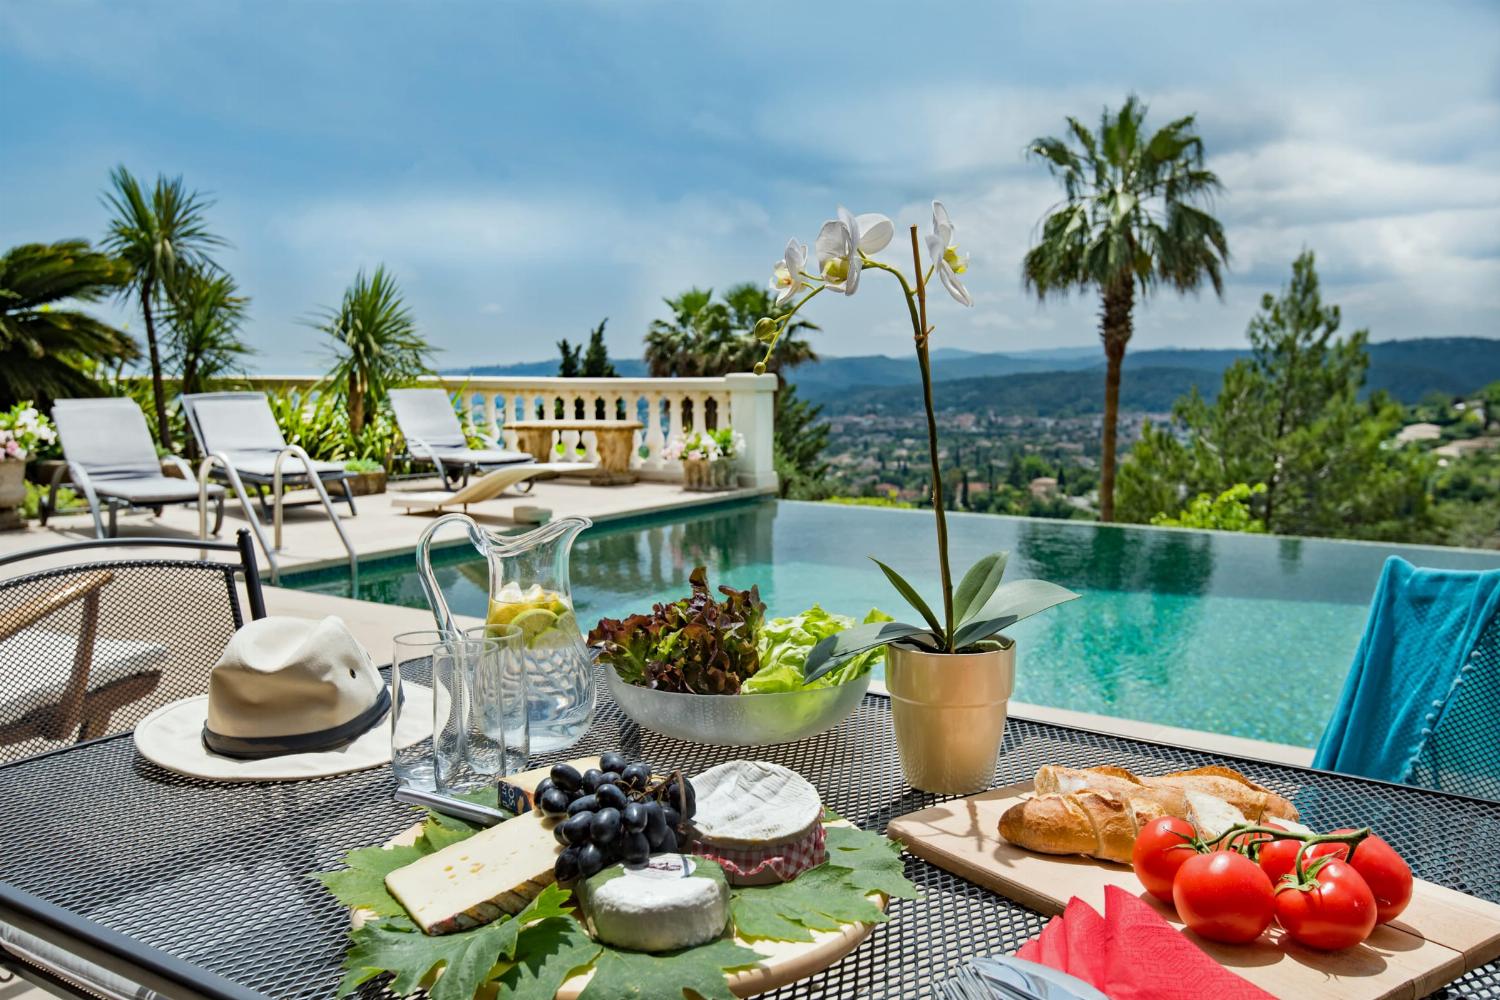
731;865;889;941
823;825;921;901
490;919;601;1000
310;843;426;917
577;939;765;1000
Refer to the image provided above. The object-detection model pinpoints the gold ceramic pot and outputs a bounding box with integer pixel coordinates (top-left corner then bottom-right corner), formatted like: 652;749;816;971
885;640;1015;794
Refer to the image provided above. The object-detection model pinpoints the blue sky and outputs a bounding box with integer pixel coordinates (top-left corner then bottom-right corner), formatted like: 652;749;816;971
3;1;1497;372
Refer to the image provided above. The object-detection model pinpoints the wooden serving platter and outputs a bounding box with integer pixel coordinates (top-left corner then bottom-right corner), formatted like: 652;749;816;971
359;759;884;999
887;781;1500;1000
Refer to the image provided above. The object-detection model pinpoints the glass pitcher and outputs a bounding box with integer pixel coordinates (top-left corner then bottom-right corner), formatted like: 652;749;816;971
416;514;595;752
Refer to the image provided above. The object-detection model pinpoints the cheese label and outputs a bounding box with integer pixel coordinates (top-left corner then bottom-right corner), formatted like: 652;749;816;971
625;853;696;881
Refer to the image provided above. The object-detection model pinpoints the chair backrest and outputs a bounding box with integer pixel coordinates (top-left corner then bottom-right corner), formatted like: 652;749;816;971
0;531;265;765
52;397;162;481
1314;556;1500;801
182;392;288;457
388;388;468;449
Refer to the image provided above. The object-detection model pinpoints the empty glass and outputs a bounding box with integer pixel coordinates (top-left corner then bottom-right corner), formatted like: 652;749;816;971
391;629;454;790
433;626;528;795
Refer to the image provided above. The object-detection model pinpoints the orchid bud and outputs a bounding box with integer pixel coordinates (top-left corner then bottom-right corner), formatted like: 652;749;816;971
753;362;767;376
753;317;778;344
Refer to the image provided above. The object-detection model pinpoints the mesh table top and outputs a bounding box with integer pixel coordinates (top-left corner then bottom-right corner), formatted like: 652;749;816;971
2;683;1498;1000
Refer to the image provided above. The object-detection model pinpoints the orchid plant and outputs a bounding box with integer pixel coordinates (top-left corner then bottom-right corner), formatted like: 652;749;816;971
0;403;57;462
754;203;1080;679
664;427;743;463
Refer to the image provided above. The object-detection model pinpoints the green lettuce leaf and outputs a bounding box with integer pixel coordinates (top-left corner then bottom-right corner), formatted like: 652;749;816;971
742;607;893;692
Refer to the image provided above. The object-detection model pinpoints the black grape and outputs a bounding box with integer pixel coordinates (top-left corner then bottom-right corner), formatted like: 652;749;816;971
577;843;605;878
622;802;648;834
591;807;622;844
600;751;628;774
595;783;628;810
554;846;580;882
656;828;678;853
599;770;621;787
550;763;582;792
644;803;669;848
581;768;605;793
538;788;571;817
567;794;598;816
560;812;593;845
621;762;651;791
662;805;681;832
622;832;650;866
533;776;555;800
553;823;570;846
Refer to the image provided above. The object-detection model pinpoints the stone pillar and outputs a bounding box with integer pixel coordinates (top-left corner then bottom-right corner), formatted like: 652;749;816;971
724;372;779;491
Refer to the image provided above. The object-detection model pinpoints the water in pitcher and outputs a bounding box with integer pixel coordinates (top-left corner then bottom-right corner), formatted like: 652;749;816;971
486;582;594;750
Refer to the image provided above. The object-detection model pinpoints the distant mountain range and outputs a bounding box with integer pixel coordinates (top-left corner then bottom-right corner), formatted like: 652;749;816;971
447;337;1500;417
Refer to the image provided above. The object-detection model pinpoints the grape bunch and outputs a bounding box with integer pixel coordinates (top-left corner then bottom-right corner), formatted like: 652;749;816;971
535;750;698;882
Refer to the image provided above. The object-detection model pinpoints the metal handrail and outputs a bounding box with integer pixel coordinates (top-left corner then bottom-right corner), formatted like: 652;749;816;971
271;445;359;591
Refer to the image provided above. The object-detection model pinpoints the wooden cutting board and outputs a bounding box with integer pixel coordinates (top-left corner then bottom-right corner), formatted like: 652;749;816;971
887;781;1500;1000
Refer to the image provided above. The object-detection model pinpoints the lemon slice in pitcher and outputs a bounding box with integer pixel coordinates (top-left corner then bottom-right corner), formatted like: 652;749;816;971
510;608;559;647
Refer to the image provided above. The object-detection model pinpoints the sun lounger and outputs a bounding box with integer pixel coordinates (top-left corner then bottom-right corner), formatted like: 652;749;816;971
391;462;594;513
49;397;225;539
389;388;533;489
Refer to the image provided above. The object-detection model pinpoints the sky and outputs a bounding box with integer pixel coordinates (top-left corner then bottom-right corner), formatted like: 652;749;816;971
2;0;1498;372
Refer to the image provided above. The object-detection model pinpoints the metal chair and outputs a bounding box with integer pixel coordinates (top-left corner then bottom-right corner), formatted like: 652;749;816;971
47;397;226;539
0;529;265;765
389;387;533;489
1314;556;1500;801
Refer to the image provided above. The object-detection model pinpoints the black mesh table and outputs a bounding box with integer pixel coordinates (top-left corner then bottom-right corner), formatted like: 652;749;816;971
3;684;1499;1000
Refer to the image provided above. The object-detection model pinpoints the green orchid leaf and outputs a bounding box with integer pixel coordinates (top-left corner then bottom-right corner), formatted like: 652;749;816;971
962;579;1080;637
577;939;765;1000
951;614;1019;650
953;552;1008;626
803;620;934;683
870;558;945;638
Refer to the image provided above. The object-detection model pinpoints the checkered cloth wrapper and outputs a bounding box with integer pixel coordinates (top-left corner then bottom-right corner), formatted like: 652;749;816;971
695;823;828;883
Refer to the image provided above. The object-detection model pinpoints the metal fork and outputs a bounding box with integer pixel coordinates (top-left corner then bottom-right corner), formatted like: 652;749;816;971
938;964;1035;1000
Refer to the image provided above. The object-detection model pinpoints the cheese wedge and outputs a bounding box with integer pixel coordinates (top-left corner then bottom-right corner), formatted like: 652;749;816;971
385;811;560;934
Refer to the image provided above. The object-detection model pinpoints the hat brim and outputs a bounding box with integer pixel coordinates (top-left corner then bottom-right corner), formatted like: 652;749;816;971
132;684;434;783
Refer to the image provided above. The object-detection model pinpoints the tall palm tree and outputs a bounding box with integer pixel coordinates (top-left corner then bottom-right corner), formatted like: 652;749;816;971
0;240;138;408
315;265;434;435
1024;96;1228;521
644;284;818;377
103;165;226;450
166;266;252;398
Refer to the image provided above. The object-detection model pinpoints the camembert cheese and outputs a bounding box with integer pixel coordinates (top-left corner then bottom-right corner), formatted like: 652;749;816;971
385;811;560;935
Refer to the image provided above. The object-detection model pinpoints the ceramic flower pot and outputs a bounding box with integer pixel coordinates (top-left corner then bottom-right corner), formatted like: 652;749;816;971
885;639;1016;794
0;460;26;531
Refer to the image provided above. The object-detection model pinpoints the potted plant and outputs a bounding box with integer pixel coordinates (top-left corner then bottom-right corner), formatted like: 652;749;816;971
343;457;388;496
0;402;57;531
666;427;742;491
754;204;1080;794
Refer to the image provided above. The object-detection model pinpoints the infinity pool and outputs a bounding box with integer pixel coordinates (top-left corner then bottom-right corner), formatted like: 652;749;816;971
285;499;1500;748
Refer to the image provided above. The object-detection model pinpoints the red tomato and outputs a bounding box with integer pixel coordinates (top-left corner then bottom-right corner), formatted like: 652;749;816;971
1307;831;1414;924
1173;851;1276;943
1222;819;1284;859
1258;836;1305;886
1274;859;1378;950
1133;816;1200;903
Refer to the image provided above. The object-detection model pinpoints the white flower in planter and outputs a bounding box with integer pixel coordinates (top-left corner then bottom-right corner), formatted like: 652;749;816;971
815;207;894;296
771;240;808;306
926;200;972;307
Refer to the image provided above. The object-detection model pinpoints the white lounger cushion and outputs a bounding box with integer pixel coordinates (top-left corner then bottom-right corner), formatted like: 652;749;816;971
0;629;169;723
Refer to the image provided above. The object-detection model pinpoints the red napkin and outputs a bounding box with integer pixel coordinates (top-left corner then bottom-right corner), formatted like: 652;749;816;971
1016;885;1274;999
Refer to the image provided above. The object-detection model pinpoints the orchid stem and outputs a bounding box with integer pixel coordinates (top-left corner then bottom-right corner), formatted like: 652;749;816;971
909;225;954;649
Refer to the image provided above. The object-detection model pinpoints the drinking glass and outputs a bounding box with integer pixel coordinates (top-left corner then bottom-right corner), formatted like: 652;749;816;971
391;629;454;790
433;626;528;794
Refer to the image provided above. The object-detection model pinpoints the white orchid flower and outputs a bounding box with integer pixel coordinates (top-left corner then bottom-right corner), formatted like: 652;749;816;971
815;206;894;296
925;200;972;307
771;239;808;306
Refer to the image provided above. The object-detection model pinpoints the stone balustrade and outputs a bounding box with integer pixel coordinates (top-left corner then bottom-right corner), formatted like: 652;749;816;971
219;373;780;489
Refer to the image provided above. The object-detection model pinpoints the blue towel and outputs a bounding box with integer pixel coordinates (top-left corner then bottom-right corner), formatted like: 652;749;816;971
1314;556;1500;783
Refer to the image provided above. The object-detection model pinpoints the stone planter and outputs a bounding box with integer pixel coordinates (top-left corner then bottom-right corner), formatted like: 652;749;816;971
885;640;1016;794
682;457;735;492
27;458;68;486
344;470;388;496
0;460;26;531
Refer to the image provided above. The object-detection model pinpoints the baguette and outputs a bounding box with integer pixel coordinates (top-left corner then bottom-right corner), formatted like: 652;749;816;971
998;791;1164;863
1034;764;1298;823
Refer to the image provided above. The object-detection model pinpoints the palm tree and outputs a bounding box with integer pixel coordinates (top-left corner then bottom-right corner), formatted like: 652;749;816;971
166;266;252;398
102;165;226;450
644;284;818;377
315;265;434;435
1023;96;1228;521
0;240;138;408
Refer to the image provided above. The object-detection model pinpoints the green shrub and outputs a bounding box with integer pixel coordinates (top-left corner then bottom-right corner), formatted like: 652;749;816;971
1150;483;1267;533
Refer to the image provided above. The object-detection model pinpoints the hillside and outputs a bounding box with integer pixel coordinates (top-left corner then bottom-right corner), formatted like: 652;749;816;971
822;366;1219;418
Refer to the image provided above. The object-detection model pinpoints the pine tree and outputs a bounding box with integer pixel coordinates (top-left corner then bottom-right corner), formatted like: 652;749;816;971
581;319;617;377
557;339;581;377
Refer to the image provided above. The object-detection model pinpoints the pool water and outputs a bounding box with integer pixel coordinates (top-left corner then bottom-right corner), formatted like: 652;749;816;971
286;499;1500;748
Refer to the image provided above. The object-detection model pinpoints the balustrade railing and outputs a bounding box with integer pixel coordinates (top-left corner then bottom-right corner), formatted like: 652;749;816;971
201;373;780;489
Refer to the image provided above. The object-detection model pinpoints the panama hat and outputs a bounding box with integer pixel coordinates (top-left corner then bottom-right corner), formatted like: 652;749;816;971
134;616;433;782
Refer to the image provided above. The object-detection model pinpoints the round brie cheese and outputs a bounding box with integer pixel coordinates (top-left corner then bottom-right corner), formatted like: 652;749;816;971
690;760;822;848
579;854;730;952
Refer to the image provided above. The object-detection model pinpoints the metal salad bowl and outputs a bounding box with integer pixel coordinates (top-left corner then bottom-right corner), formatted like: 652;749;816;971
602;665;872;746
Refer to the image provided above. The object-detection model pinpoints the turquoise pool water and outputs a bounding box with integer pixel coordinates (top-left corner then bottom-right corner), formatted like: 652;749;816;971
285;499;1500;748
